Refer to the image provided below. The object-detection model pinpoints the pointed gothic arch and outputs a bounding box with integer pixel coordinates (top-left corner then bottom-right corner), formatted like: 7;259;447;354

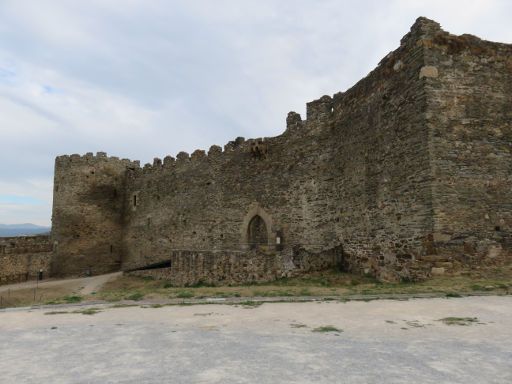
241;204;274;250
247;215;268;249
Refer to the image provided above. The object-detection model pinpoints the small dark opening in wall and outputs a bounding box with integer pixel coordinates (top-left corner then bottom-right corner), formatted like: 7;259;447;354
133;194;137;207
130;260;172;271
55;186;59;192
110;244;113;253
91;170;95;174
147;217;151;227
113;189;117;198
495;226;501;231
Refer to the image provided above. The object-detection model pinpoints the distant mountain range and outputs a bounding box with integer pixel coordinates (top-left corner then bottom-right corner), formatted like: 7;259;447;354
0;224;51;237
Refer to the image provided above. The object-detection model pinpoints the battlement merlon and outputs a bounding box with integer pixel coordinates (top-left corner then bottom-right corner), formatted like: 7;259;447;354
55;152;141;169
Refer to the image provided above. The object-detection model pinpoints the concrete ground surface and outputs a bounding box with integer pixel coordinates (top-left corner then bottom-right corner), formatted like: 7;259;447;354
0;296;511;384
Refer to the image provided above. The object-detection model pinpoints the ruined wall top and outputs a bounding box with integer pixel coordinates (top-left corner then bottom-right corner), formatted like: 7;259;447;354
55;17;512;177
55;151;140;169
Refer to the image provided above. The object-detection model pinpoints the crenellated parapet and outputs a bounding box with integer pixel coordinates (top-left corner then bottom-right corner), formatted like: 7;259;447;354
55;151;140;169
49;17;512;283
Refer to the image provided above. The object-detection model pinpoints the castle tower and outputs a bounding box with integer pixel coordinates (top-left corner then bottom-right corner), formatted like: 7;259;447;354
50;152;138;276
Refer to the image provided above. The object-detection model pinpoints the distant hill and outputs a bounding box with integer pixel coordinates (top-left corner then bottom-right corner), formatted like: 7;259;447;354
0;224;51;237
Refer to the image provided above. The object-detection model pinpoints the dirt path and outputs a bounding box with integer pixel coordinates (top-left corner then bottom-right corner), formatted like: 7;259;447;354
0;272;122;295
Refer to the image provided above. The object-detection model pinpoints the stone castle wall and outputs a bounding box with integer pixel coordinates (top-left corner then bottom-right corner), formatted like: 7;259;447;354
128;246;343;286
50;18;512;283
423;28;512;268
120;17;436;282
51;153;139;277
0;235;52;284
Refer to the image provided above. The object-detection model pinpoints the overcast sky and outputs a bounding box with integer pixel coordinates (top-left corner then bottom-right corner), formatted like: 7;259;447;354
0;0;511;226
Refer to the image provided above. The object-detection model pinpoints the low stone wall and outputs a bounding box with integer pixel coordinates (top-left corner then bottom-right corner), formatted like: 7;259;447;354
0;235;53;285
127;246;343;286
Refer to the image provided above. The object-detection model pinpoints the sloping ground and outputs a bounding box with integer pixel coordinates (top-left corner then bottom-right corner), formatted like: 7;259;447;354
1;265;511;309
0;272;122;307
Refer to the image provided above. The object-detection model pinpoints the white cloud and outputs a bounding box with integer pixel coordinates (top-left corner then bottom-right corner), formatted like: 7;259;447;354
0;0;510;225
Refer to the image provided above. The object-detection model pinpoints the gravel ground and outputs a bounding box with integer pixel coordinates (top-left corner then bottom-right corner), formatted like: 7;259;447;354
0;296;511;384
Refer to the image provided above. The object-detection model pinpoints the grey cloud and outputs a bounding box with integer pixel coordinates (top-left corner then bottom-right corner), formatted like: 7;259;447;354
0;0;510;225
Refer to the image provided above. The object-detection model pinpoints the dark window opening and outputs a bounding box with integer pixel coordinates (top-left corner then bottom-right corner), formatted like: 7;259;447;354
110;244;113;253
133;194;137;207
113;189;117;198
147;217;151;227
495;226;501;231
248;215;268;249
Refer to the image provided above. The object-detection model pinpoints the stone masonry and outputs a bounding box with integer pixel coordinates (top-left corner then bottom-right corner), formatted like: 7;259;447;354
0;235;52;284
49;18;512;284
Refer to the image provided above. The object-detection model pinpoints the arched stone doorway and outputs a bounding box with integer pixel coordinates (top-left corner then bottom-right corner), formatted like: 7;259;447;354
241;204;274;250
248;215;268;249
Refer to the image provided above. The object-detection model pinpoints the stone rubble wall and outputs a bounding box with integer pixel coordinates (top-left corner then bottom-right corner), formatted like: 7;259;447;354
120;18;438;283
127;246;343;286
0;235;52;285
423;22;512;269
50;153;139;277
50;18;512;284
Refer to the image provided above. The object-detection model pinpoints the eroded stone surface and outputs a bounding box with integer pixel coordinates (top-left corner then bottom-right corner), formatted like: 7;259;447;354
47;17;512;284
0;236;51;284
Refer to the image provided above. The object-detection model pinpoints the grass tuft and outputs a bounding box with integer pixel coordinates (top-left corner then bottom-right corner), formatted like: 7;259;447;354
312;325;342;333
63;295;82;303
175;290;194;299
74;308;102;315
126;292;144;301
437;317;479;326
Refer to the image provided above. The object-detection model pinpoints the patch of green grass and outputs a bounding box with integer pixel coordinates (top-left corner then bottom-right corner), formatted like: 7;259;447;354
44;307;102;316
252;290;294;297
63;295;82;303
438;317;479;326
446;292;463;298
312;325;342;333
75;308;101;315
176;290;194;299
126;292;145;301
163;282;173;288
44;311;69;315
238;300;262;308
111;303;138;308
